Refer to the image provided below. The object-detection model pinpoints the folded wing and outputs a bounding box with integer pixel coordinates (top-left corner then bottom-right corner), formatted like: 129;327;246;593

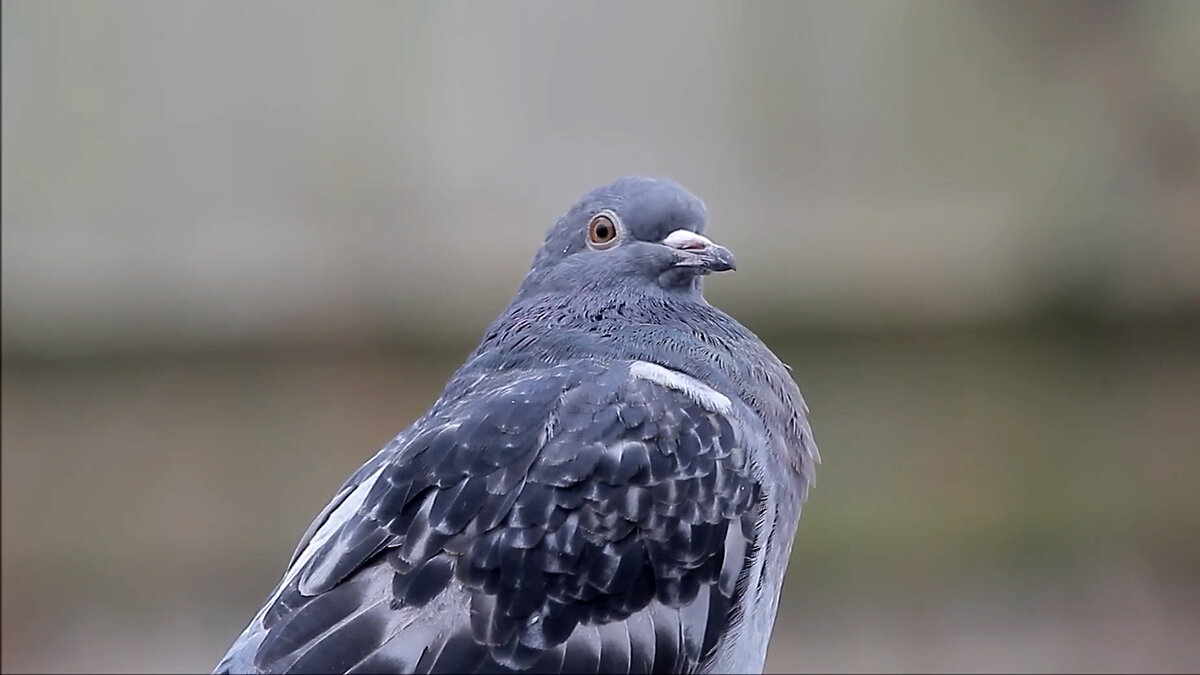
216;361;764;674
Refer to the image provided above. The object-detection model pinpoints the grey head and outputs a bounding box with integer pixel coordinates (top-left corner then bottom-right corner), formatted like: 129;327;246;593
519;176;736;298
465;176;746;379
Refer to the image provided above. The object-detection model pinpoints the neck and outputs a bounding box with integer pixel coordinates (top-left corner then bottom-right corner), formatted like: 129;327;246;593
466;287;741;388
453;286;814;482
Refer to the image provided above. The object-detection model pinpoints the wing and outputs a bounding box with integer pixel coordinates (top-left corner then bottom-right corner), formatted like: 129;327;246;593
216;360;764;674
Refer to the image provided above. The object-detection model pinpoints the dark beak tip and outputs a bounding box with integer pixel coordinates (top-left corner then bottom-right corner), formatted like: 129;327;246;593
711;246;737;272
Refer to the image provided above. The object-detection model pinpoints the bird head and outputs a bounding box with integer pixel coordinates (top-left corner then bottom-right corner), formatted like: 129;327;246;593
521;177;736;296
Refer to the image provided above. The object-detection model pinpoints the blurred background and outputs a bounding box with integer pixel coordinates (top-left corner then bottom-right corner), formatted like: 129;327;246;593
3;1;1199;672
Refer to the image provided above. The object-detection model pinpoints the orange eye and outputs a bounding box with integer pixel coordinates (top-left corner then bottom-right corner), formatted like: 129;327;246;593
587;212;620;249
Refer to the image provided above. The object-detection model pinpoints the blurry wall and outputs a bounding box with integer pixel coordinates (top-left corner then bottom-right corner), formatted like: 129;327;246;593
3;2;1200;674
4;1;1197;357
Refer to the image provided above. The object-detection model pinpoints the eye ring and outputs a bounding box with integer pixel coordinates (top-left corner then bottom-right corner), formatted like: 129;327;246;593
586;211;621;250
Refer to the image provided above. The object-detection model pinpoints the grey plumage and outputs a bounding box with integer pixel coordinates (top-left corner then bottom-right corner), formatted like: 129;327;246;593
215;176;820;674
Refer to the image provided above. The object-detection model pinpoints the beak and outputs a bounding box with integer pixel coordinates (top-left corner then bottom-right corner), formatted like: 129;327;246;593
661;229;737;273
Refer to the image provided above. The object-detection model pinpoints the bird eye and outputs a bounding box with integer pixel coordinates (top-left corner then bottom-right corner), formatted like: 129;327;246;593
586;212;620;250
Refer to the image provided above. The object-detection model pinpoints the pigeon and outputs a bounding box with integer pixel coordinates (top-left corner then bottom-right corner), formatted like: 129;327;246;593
214;176;820;674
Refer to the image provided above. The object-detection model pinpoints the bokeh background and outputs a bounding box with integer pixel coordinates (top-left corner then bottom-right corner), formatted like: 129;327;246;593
3;1;1199;672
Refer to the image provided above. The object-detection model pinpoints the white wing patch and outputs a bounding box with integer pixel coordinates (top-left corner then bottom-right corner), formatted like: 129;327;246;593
261;464;389;612
629;361;733;415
